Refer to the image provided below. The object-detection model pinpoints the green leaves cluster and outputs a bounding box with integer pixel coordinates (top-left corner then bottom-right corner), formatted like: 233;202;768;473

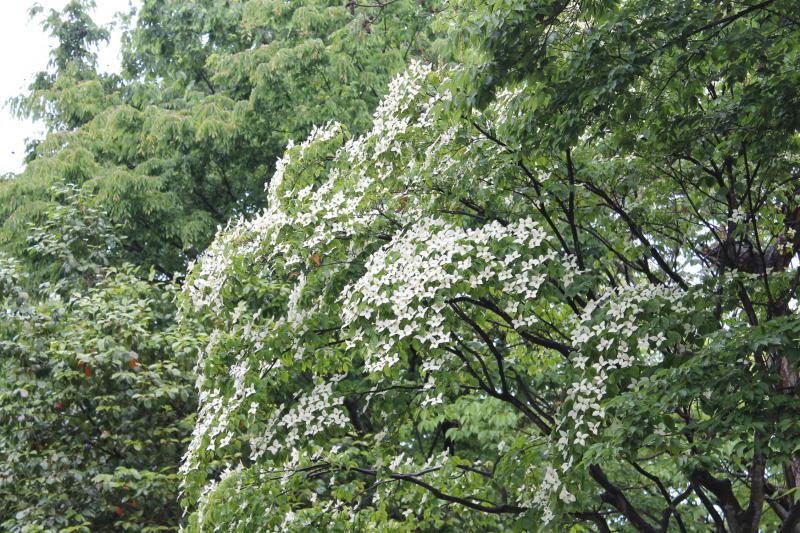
0;259;199;531
0;0;439;530
178;0;800;531
2;0;800;531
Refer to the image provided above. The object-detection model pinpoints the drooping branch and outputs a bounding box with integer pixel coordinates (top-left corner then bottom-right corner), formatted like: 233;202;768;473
349;466;527;514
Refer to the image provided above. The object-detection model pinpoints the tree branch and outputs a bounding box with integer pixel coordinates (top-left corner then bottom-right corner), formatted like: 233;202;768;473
589;464;658;533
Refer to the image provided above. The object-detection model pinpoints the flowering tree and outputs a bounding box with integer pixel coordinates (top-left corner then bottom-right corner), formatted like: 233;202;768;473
0;2;441;529
181;0;800;531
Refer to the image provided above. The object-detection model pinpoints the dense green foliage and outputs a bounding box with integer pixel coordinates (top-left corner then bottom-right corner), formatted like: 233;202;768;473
0;0;437;531
180;0;800;531
3;0;800;531
2;0;439;274
0;263;197;531
0;188;199;531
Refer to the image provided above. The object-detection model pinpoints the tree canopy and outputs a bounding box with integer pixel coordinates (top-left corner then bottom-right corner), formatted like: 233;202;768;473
1;0;440;274
0;0;438;531
2;0;800;531
0;187;200;531
180;0;800;531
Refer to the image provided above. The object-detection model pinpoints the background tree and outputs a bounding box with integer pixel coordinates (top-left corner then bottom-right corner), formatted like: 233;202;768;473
1;0;441;274
0;189;200;531
180;0;800;531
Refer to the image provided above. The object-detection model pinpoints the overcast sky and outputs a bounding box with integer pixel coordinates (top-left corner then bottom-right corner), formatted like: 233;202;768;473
0;1;137;176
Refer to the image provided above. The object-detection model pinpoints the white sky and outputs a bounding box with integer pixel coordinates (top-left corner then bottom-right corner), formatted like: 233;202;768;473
0;1;138;176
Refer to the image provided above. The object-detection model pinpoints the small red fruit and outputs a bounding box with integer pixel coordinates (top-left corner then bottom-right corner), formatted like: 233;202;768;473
114;505;123;517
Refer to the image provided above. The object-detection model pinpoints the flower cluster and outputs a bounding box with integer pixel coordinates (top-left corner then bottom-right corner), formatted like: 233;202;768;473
341;217;552;373
531;284;698;521
250;380;349;465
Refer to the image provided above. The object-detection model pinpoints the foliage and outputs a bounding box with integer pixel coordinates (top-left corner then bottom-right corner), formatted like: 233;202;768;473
0;0;440;530
0;269;198;531
20;185;123;288
0;191;201;531
3;0;800;531
10;0;111;130
1;0;440;274
180;1;800;532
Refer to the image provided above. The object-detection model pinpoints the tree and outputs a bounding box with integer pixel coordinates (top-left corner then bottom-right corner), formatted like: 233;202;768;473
180;1;800;531
0;189;200;532
10;0;111;131
1;0;440;274
0;0;441;529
